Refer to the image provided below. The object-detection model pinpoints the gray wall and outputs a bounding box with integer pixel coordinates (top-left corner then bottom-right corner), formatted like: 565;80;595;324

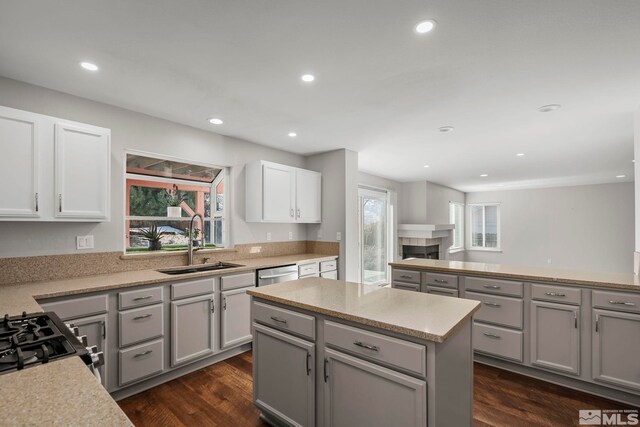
425;181;465;225
398;181;465;225
0;77;308;258
465;183;635;274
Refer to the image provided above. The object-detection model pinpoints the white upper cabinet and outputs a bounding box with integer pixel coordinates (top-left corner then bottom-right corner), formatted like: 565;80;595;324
0;106;40;218
55;122;110;220
246;160;321;223
0;105;111;222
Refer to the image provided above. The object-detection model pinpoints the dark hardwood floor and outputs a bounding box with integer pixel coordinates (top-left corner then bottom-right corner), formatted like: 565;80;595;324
118;352;637;427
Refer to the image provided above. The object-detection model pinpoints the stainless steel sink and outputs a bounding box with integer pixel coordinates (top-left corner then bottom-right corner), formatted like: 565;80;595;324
157;262;244;275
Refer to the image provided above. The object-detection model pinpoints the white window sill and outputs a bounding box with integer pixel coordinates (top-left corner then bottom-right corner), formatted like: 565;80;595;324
466;247;502;253
448;248;465;254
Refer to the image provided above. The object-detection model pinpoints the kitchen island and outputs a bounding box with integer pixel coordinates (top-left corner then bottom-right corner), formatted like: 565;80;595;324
248;277;481;427
389;258;640;407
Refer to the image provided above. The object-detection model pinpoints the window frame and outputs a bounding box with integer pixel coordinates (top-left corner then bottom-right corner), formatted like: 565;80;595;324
448;201;465;253
123;149;230;254
467;202;501;251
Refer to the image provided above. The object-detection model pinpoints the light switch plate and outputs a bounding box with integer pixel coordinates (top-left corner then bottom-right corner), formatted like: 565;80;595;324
76;235;94;250
317;230;322;239
336;232;342;241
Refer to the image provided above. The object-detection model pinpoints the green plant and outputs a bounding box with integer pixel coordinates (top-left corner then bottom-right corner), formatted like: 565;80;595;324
165;184;187;207
139;224;167;250
185;227;200;240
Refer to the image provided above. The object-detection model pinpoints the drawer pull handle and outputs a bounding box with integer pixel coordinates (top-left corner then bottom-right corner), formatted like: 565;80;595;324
134;350;153;358
431;290;453;296
483;333;501;339
133;295;153;301
270;316;288;324
434;279;448;284
483;285;501;289
400;275;413;279
545;292;566;297
483;302;501;307
133;314;152;320
608;300;635;306
353;341;379;352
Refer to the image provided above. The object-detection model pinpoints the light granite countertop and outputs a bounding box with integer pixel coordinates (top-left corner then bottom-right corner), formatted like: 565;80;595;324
389;259;640;291
0;252;335;426
0;253;337;317
248;277;481;343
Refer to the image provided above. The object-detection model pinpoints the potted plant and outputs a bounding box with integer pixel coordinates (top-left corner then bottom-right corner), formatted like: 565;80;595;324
139;224;166;251
166;184;187;217
185;227;201;247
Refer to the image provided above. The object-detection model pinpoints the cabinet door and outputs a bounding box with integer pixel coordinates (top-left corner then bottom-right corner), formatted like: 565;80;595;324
324;348;426;427
72;313;108;387
262;162;295;222
321;270;338;280
0;106;40;218
54;122;110;219
253;323;315;427
530;301;580;375
221;287;253;349
295;169;321;223
170;294;215;366
593;309;640;391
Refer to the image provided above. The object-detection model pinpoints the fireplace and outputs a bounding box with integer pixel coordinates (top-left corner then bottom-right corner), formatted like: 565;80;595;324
402;244;439;260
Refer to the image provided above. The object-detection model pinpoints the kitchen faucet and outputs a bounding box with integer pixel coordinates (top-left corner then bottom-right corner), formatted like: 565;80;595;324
188;213;204;265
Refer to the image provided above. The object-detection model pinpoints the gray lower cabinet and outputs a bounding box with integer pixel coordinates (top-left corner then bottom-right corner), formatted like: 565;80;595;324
221;286;253;349
170;293;216;366
253;323;315;427
592;309;640;392
323;348;427;427
72;313;108;387
530;301;580;375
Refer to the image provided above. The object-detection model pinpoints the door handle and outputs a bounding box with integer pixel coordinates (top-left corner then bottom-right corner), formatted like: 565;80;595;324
210;298;215;313
58;194;62;212
223;297;227;310
324;358;329;382
290;208;294;218
35;193;39;212
306;352;311;375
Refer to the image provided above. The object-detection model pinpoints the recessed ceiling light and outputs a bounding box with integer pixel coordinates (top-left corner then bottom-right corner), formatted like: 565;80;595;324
423;165;430;168
480;174;489;177
301;74;315;83
208;118;223;125
415;20;437;34
288;132;297;137
616;175;626;178
537;104;561;113
80;62;99;71
516;153;525;157
497;184;505;187
439;126;454;133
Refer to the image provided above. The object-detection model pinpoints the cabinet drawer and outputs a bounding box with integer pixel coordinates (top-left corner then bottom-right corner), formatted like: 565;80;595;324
467;291;523;329
531;283;581;305
392;269;421;284
171;278;214;300
119;286;163;310
253;301;315;340
221;272;255;291
119;304;164;347
324;321;426;377
592;290;640;314
425;285;458;297
321;270;338;280
473;323;523;362
464;276;523;297
424;272;458;289
40;294;108;321
392;282;420;292
320;259;337;272
298;262;319;277
119;339;164;386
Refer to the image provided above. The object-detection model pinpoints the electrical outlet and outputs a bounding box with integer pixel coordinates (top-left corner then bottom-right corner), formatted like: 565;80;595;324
266;232;272;241
76;235;94;250
317;229;322;239
336;232;342;241
547;258;552;264
288;231;293;240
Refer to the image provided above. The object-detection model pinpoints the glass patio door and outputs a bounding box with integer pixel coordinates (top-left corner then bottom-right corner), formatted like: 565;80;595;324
358;187;389;285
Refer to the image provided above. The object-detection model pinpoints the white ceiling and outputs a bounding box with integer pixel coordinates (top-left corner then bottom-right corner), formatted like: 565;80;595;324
1;0;639;192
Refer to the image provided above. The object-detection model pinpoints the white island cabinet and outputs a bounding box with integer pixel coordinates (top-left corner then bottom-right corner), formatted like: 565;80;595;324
249;278;480;427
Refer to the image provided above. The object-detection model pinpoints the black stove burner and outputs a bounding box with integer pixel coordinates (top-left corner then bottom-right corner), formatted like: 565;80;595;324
0;311;89;375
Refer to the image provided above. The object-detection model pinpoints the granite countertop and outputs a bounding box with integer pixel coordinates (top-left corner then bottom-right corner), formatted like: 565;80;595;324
0;357;133;426
0;253;335;426
0;253;338;317
389;259;640;291
248;278;481;343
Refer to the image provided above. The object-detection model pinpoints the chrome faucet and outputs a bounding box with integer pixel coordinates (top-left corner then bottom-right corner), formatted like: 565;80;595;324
188;213;204;265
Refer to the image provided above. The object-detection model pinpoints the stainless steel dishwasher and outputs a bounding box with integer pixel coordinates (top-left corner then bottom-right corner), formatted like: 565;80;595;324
257;264;299;286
